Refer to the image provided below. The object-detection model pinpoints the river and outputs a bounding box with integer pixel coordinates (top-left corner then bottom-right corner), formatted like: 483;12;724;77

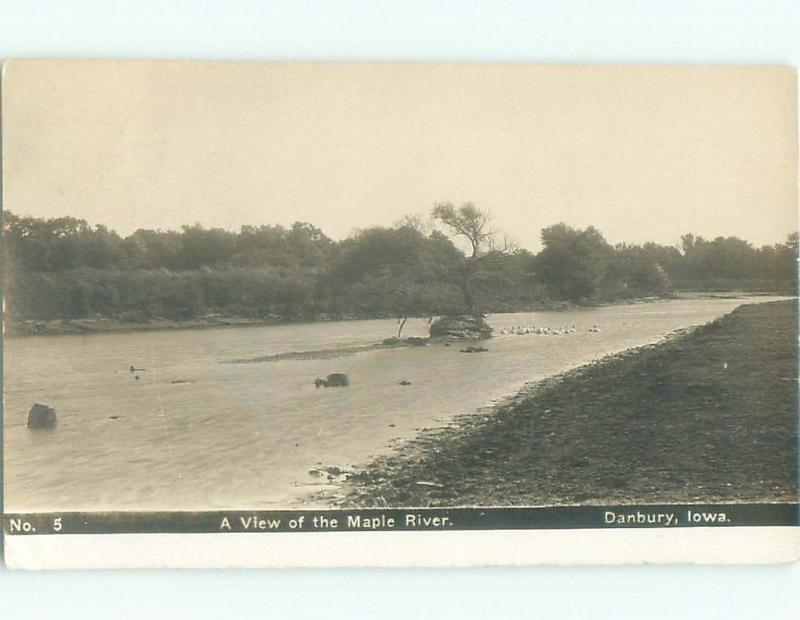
3;296;785;511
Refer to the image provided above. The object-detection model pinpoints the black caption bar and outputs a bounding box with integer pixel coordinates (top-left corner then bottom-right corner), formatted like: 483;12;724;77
3;504;798;536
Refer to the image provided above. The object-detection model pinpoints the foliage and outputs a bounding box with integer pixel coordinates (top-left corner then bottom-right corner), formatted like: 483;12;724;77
3;209;796;323
431;202;518;316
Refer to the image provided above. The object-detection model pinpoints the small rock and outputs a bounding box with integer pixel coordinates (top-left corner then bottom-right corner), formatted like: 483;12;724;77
398;380;412;386
27;403;57;429
324;373;349;387
406;337;428;346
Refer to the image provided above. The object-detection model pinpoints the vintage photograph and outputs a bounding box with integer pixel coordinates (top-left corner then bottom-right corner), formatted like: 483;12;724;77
2;61;797;534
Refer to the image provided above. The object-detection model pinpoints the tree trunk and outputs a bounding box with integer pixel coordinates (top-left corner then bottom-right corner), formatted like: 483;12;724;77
460;263;480;318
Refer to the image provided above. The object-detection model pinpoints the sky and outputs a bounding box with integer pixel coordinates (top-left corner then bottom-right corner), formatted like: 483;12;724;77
2;60;797;251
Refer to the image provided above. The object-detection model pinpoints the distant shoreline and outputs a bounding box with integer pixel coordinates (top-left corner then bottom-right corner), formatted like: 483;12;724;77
2;291;785;338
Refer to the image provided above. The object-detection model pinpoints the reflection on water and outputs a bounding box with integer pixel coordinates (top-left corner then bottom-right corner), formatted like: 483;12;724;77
3;297;782;511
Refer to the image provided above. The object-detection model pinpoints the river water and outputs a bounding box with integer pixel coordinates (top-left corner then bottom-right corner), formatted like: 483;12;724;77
3;296;784;511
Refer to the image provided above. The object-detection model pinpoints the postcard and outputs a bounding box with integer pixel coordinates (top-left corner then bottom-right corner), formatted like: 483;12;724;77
2;61;797;568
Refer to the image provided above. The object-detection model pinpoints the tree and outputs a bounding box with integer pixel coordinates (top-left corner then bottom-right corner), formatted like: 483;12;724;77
432;202;494;259
328;225;463;326
394;213;432;235
178;224;236;269
536;224;613;302
431;202;511;316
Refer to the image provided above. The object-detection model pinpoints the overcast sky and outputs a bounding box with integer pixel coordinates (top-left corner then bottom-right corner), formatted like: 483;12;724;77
3;60;797;250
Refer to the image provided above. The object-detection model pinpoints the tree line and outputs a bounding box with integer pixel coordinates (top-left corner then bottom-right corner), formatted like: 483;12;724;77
3;207;797;323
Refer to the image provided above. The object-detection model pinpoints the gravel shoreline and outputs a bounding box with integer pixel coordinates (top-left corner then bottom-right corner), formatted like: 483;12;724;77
328;300;798;508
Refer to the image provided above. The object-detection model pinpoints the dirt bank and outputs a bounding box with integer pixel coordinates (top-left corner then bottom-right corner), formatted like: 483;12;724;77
336;300;798;507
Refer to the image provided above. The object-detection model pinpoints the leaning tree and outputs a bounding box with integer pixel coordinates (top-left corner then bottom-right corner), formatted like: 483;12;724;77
431;201;513;317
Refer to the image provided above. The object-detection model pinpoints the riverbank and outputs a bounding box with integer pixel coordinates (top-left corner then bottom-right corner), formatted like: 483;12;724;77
335;300;798;507
4;310;529;337
3;292;769;337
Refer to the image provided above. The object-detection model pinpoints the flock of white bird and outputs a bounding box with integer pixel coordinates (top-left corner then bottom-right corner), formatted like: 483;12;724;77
500;323;602;336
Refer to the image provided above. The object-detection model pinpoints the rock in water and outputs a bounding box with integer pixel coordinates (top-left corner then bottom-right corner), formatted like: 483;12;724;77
325;373;349;387
27;403;57;429
460;346;488;353
429;315;492;340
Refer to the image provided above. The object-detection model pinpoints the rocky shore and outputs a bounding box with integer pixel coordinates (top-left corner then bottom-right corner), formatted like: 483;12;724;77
332;300;798;508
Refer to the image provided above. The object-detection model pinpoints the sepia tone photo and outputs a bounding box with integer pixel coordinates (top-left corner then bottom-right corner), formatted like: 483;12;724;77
1;61;798;565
